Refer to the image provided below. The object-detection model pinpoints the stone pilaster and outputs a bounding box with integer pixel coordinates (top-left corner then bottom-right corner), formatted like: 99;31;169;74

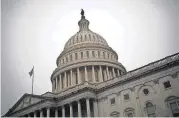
85;66;88;83
92;66;96;83
99;66;103;82
112;67;116;78
64;72;67;88
77;67;81;84
70;69;73;86
56;77;58;92
117;69;120;76
106;66;110;80
59;74;62;90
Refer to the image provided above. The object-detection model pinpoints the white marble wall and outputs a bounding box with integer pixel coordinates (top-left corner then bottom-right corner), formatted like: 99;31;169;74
97;66;179;117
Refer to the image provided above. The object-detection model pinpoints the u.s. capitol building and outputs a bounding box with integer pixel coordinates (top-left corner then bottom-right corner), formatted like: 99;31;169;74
4;10;179;117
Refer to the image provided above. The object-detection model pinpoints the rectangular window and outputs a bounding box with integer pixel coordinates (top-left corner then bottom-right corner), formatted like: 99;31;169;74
124;94;129;100
110;98;115;105
164;81;171;89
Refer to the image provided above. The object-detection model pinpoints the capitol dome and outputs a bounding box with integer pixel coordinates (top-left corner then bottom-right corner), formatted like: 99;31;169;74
51;10;127;93
64;16;109;49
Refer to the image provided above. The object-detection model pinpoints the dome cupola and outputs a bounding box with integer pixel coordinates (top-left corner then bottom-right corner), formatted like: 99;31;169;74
78;9;90;31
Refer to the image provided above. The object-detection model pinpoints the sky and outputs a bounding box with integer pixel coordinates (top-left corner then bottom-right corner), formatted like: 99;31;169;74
1;0;179;115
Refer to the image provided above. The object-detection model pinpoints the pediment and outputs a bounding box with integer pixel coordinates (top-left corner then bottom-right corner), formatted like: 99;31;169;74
7;93;45;115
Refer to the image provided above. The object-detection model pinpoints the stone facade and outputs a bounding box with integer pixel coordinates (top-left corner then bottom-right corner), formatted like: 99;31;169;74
4;11;179;117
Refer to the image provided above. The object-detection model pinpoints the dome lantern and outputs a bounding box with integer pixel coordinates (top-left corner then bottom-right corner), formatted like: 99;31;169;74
78;9;90;31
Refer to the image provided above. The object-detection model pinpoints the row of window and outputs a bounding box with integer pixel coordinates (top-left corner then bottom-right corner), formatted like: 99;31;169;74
68;33;105;45
110;80;172;106
110;96;179;117
110;102;156;117
60;50;117;65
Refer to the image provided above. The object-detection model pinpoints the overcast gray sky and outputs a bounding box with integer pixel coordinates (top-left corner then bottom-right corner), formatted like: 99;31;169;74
1;0;179;115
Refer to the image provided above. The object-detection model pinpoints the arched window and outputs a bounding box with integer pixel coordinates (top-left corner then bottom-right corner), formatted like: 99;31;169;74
70;55;72;61
66;56;68;62
145;102;156;117
89;34;91;40
81;52;83;59
75;72;78;84
124;108;135;117
75;53;78;60
98;51;100;57
165;96;179;117
110;111;120;117
93;35;95;39
85;35;87;40
86;51;89;58
92;51;95;57
103;52;105;58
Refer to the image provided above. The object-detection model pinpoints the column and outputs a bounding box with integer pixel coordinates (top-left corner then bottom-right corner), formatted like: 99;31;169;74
112;68;116;78
56;77;58;92
78;100;81;117
28;114;30;118
85;66;88;82
55;107;58;118
106;66;110;80
68;72;70;87
99;66;103;82
92;66;96;83
59;74;62;90
34;111;37;118
62;106;65;117
117;69;120;76
70;69;73;86
64;72;67;88
86;98;91;117
77;67;81;84
40;109;43;117
93;100;99;117
47;107;50;117
70;104;73;117
52;79;55;92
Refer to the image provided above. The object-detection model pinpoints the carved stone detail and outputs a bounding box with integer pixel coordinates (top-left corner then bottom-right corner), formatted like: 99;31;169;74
153;79;159;84
171;72;178;79
130;87;135;92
